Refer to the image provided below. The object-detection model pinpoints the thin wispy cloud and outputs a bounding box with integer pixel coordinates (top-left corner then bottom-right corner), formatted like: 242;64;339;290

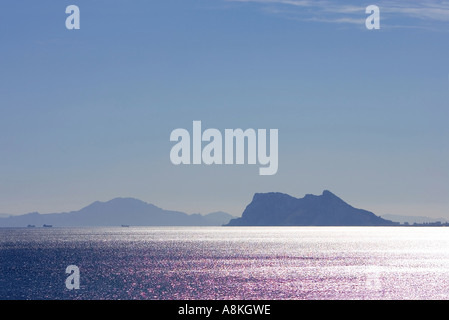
227;0;449;29
384;1;449;21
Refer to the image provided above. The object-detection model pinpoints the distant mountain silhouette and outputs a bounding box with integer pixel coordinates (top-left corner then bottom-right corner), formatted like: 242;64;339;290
0;198;235;227
201;211;237;225
382;214;448;225
226;190;398;226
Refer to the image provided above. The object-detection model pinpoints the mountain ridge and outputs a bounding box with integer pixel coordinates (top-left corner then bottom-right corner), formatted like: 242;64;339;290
0;191;400;227
0;198;235;227
226;190;398;226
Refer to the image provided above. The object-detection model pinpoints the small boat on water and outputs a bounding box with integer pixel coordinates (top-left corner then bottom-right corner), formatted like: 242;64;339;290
43;224;53;228
27;225;35;228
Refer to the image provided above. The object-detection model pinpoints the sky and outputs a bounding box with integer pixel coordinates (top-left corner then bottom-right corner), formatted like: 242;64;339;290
0;0;448;218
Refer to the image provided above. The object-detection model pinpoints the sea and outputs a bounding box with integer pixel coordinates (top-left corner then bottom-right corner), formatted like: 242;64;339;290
1;226;449;300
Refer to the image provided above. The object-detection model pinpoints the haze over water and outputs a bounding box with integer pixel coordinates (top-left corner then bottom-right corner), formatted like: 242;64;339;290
1;227;449;300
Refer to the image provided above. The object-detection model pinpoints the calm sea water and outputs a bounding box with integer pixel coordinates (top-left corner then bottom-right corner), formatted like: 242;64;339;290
1;227;449;300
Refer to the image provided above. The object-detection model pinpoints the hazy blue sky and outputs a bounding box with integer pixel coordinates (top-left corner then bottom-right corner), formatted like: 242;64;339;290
1;0;448;217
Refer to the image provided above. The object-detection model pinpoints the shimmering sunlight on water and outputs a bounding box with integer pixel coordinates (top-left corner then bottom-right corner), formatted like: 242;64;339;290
1;227;449;300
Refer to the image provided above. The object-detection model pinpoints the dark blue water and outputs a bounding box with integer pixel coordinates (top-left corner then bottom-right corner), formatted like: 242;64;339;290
1;227;449;300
